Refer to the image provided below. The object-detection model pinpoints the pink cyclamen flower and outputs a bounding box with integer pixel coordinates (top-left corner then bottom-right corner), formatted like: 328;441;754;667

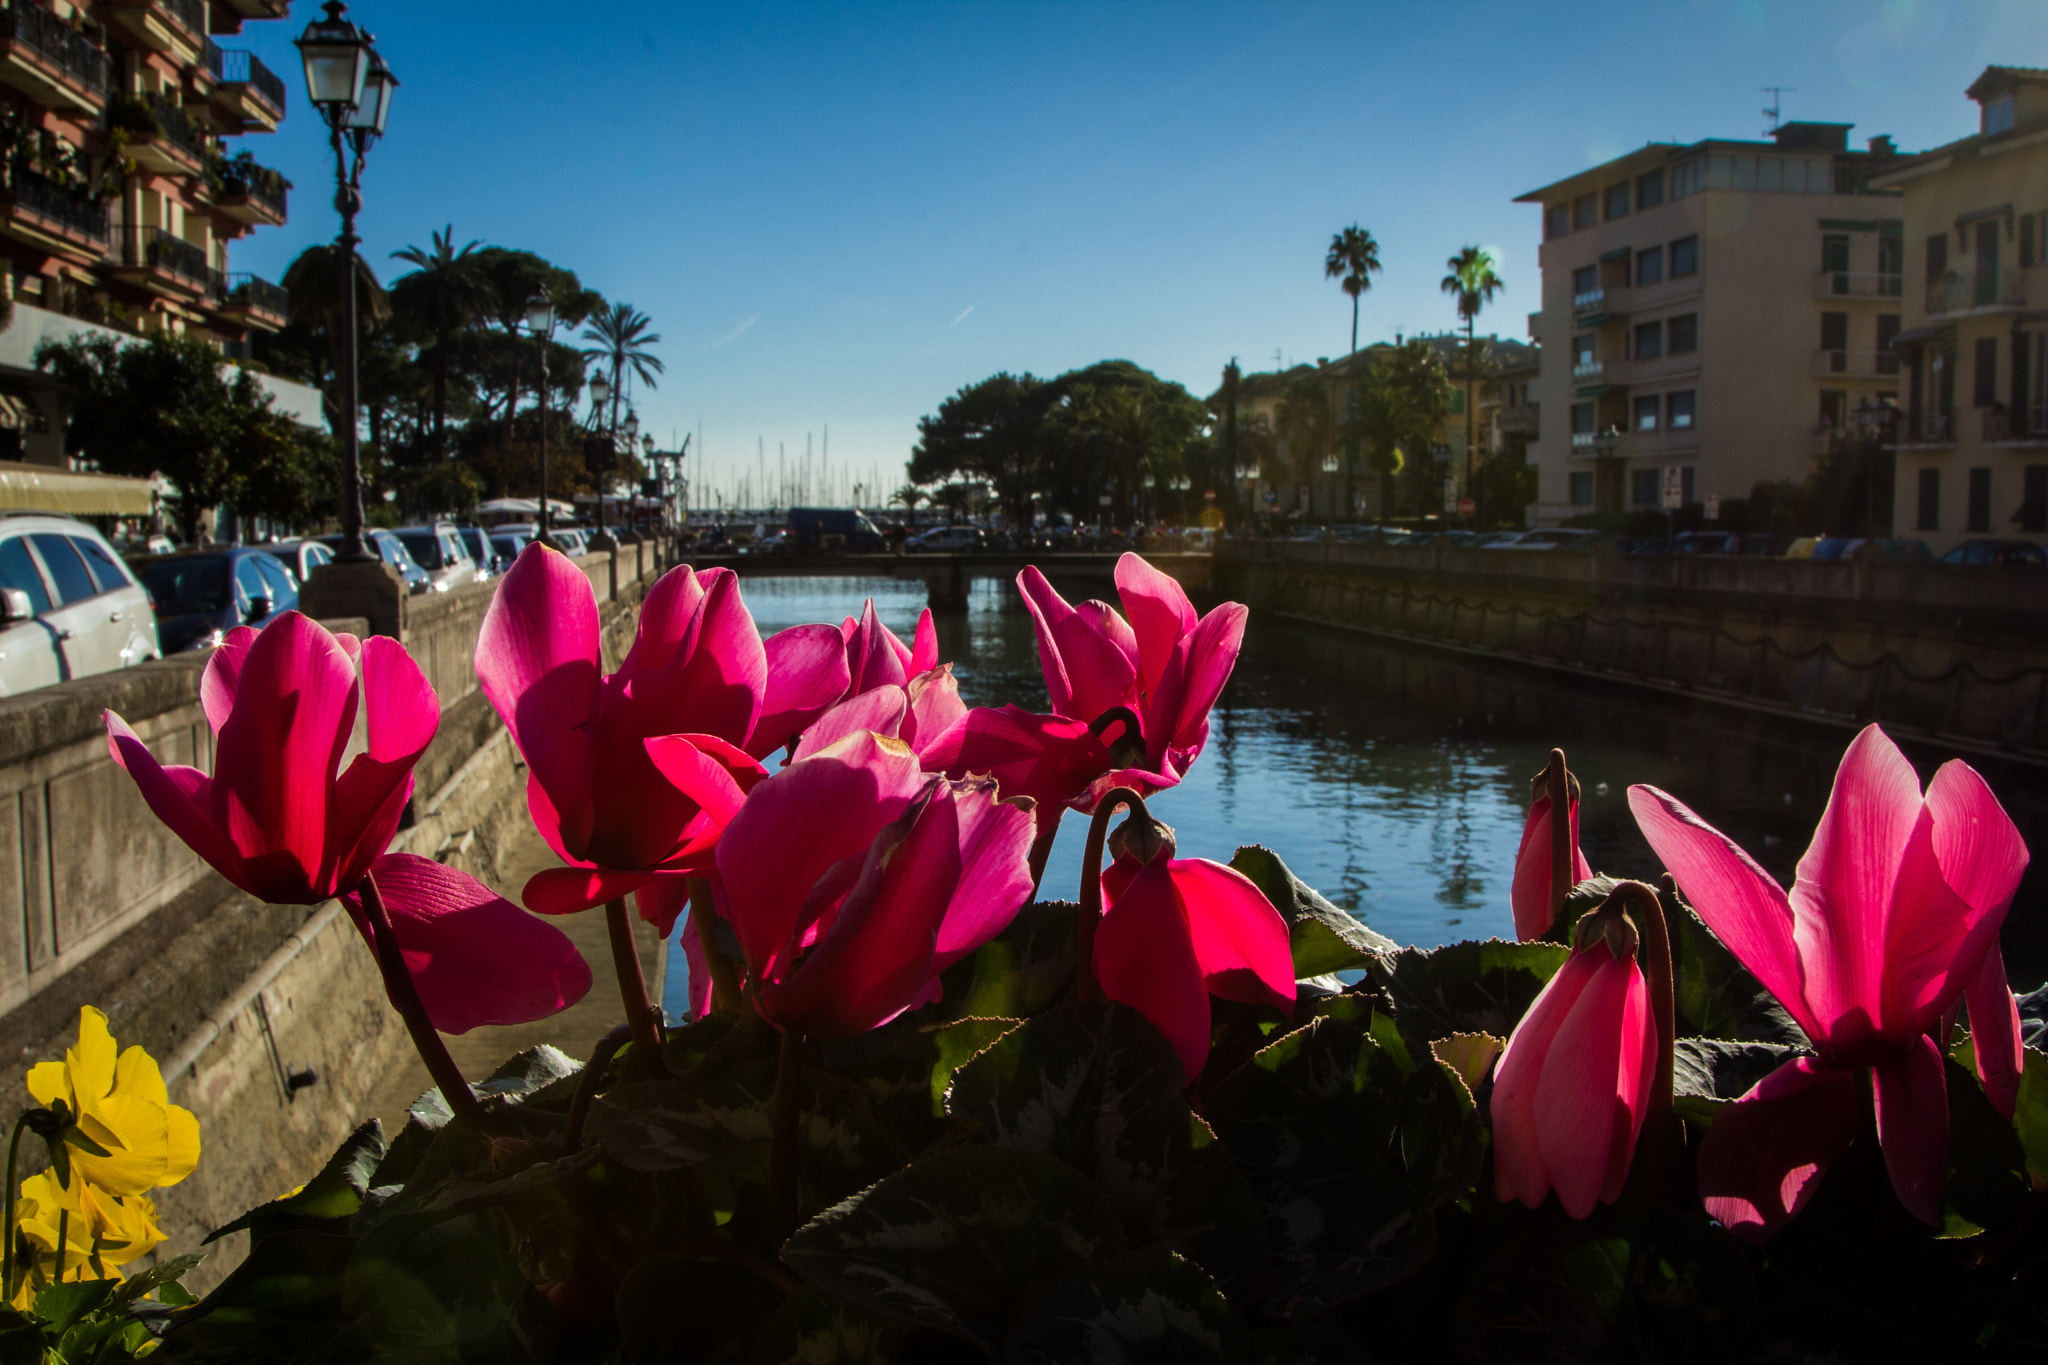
710;730;1035;1037
1510;790;1592;941
476;546;771;927
1094;850;1295;1080
1491;925;1655;1218
106;615;588;1033
1630;724;2028;1240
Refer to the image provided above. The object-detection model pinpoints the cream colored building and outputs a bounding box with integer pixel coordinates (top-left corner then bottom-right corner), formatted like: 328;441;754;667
1875;67;2048;554
1517;123;1907;524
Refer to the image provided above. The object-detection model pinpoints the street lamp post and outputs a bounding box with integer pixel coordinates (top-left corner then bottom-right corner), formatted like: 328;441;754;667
526;292;555;544
296;2;395;563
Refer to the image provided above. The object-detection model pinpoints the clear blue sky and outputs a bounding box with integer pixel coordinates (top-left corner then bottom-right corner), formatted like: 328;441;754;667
226;1;2038;503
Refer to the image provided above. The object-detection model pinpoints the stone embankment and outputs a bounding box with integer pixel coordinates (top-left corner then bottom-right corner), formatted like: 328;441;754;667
0;535;666;1288
1215;539;2048;767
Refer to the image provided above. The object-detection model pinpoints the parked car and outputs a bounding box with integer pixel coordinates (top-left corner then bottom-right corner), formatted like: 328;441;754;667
0;513;160;695
1942;539;2048;567
135;547;298;654
915;526;988;553
1840;537;1935;563
392;524;482;593
271;538;334;588
1476;531;1532;549
313;529;433;594
1514;528;1603;551
787;507;887;553
553;528;589;556
488;529;531;571
453;526;500;578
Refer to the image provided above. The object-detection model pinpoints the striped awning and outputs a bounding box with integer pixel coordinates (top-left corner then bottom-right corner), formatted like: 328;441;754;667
0;394;41;431
0;461;154;515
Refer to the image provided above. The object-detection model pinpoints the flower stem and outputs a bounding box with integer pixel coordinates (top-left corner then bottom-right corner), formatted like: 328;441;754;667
768;1027;805;1247
563;1023;632;1157
1076;788;1147;1003
605;898;666;1078
688;878;742;1013
2;1112;27;1302
358;870;480;1120
1546;748;1572;927
1618;878;1682;1202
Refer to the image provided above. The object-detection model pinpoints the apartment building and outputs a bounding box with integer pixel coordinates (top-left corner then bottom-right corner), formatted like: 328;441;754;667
0;0;303;512
1517;122;1905;524
1875;67;2048;554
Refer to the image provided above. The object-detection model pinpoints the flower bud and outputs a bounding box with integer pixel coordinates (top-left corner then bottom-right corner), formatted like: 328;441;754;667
1108;811;1176;866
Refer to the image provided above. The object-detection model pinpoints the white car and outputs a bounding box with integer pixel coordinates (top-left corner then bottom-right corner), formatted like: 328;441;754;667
0;512;160;696
916;526;985;553
393;524;483;593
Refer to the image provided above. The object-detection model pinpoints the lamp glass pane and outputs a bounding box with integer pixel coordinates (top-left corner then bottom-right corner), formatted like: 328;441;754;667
525;296;553;332
345;65;394;133
589;377;611;404
301;46;367;108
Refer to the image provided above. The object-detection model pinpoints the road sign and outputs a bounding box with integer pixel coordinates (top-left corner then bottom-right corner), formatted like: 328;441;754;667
1098;495;1112;507
1704;494;1721;522
1263;490;1278;505
1458;497;1476;517
1443;478;1458;514
1661;465;1684;511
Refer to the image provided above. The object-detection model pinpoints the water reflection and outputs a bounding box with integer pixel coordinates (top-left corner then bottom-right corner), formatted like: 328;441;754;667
671;574;2047;1002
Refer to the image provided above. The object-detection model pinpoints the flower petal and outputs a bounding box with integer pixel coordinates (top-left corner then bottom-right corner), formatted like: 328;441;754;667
105;712;247;892
792;687;908;763
1017;566;1081;716
1164;859;1295;1014
631;876;692;939
1056;599;1141;723
908;608;939;676
752;623;856;759
1510;795;1590;942
845;600;909;696
680;908;715;1018
521;865;657;915
1788;725;1925;1052
1533;946;1647;1218
1964;947;2024;1118
1115;552;1198;696
904;665;966;756
353;853;592;1034
920;705;1112;843
1628;784;1824;1045
327;634;440;893
1871;1032;1949;1227
196;625;260;734
1492;947;1602;1209
1143;602;1247;772
930;776;1036;972
476;544;601;859
1094;861;1208;1083
1696;1056;1858;1243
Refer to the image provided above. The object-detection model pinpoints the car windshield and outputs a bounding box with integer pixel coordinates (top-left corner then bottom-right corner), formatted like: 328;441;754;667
395;531;444;567
140;557;230;615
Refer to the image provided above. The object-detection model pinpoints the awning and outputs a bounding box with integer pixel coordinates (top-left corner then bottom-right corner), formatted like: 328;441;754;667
1890;325;1949;347
0;461;153;516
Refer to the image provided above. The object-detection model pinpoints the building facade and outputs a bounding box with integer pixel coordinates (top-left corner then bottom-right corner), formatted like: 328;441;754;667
0;0;296;497
1876;67;2048;555
1517;122;1906;525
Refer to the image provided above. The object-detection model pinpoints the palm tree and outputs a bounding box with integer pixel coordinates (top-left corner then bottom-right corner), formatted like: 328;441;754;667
1325;225;1382;355
891;483;929;528
390;226;489;454
1440;246;1504;505
282;243;391;440
1347;368;1420;523
581;301;664;433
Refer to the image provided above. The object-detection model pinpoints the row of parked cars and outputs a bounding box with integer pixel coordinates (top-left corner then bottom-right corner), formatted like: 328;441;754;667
1283;523;2047;565
0;513;618;697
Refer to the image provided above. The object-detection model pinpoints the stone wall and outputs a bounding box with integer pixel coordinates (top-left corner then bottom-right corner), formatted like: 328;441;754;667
0;547;662;1287
1214;540;2048;764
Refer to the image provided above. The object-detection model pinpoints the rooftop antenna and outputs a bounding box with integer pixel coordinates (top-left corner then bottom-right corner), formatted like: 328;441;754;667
1762;87;1795;135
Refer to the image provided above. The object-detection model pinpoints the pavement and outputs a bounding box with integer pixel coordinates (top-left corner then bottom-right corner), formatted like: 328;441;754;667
360;820;667;1134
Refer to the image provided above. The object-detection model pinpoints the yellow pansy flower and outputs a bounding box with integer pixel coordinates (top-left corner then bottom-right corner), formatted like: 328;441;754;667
25;1008;199;1197
8;1167;164;1309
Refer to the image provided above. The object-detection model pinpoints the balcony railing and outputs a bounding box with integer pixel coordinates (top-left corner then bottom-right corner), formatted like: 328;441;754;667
1811;349;1902;378
1927;270;2025;316
216;160;286;221
204;42;285;115
1498;402;1539;429
4;166;107;245
145;92;203;164
1571;288;1605;320
1571;358;1604;383
224;272;288;320
1906;410;1954;444
1814;270;1903;300
124;225;222;298
157;0;204;38
0;5;109;98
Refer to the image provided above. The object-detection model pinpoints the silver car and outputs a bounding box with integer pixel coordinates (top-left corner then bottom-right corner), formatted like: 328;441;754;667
0;512;160;696
392;524;482;593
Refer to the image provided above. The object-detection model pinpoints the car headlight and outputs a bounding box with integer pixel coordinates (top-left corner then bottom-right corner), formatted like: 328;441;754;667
432;580;449;592
181;629;225;653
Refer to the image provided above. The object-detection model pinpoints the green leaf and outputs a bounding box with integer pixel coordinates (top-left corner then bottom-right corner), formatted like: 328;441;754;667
1365;938;1568;1052
107;1251;205;1310
924;1017;1020;1119
1001;1248;1247;1365
344;1209;558;1362
615;1251;784;1365
947;1002;1267;1293
1662;886;1805;1046
30;1278;111;1335
932;900;1078;1022
204;1120;387;1243
475;1044;582;1108
1546;874;1627;945
1670;1039;1803;1126
747;1286;911;1365
2009;1043;2048;1190
1230;845;1396;977
1941;1039;2031;1238
1429;1032;1504;1108
781;1146;1127;1350
1208;1008;1483;1315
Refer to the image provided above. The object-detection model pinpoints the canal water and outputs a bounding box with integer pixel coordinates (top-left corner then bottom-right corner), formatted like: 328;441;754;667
664;572;2048;1003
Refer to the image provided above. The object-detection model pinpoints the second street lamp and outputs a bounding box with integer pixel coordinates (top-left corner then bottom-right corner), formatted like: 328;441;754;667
526;292;555;544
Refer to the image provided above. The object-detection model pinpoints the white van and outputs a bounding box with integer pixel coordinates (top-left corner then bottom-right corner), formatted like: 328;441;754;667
0;513;160;696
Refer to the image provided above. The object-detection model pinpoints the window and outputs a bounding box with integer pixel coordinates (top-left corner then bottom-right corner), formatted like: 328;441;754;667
2021;466;2048;534
1571;402;1596;434
2023;213;2039;269
1569;471;1594;505
1821;234;1850;275
1670;236;1699;276
1820;312;1848;362
1635;394;1661;430
1573;193;1597;231
253;555;297;610
1637;169;1665;209
1636;246;1663;285
1572;264;1598;296
1547;204;1571;240
1975;337;1998;408
1916;468;1941;530
1877;313;1902;368
1926;232;1948;284
28;534;94;605
1605;182;1631;220
1635;321;1662;359
1668;390;1696;429
233;557;268;614
1820;390;1846;431
1984;96;2016;135
1632;468;1660;506
1682;466;1696;505
1968;466;1991;532
1878;235;1904;288
70;537;129;595
1671;158;1702;198
1572;334;1596;365
0;536;50;615
1667;313;1698;353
